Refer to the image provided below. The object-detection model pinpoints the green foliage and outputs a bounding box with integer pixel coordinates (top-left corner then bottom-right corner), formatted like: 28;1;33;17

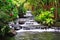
50;7;55;11
57;8;60;15
32;9;43;16
0;0;18;39
12;0;26;7
12;7;18;18
0;0;27;38
0;11;10;23
34;16;40;22
0;11;14;37
27;0;44;9
0;25;10;37
35;10;54;26
42;0;47;4
18;4;26;14
18;1;27;18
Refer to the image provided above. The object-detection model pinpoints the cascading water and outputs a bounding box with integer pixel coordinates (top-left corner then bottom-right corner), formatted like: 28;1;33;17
9;11;60;40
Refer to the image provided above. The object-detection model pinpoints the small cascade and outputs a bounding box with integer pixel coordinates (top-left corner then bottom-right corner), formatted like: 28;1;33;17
9;11;60;31
8;11;60;40
9;11;41;30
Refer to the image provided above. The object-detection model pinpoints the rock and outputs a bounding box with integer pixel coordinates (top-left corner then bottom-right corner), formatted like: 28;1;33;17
8;29;17;37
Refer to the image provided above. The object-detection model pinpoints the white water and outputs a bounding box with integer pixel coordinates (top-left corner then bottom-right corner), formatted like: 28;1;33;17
16;29;60;33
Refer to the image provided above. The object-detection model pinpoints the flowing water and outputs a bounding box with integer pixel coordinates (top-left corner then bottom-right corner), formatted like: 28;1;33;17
15;32;60;40
9;11;60;40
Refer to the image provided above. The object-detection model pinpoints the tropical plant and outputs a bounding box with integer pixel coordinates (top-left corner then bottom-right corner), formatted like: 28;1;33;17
12;0;26;7
35;8;55;26
0;11;13;40
18;1;27;18
0;0;18;40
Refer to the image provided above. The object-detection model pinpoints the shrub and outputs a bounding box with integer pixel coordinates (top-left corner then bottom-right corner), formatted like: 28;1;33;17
35;10;54;26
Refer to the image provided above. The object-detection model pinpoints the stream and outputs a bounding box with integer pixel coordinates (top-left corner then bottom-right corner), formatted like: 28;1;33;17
9;11;60;40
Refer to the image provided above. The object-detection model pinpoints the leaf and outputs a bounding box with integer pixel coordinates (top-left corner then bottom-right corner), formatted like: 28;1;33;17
50;7;55;11
1;26;6;32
